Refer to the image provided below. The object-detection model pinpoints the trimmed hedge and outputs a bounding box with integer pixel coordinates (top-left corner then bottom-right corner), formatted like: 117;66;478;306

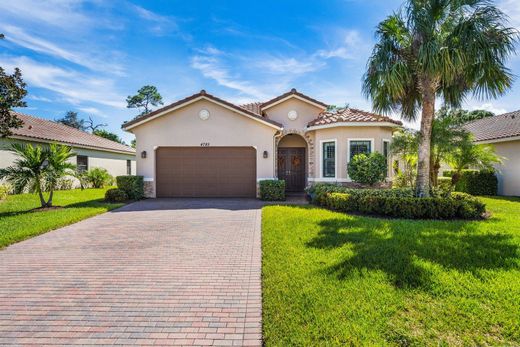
443;170;497;196
306;183;413;206
105;188;128;202
116;175;144;200
324;191;485;220
259;179;285;201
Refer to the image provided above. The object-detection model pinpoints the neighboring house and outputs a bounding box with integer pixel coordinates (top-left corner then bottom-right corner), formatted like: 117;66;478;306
1;112;136;180
464;111;520;196
122;89;401;198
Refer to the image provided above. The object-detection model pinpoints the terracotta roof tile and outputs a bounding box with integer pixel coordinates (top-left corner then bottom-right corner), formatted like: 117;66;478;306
464;111;520;142
9;112;135;154
123;90;282;129
238;102;262;115
307;108;402;127
260;88;328;109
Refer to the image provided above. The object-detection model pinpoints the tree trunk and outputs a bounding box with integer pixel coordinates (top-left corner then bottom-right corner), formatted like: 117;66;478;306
46;189;54;207
431;157;441;187
35;175;46;208
416;85;436;197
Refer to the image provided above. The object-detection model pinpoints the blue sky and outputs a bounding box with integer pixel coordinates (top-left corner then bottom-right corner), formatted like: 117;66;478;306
1;0;519;143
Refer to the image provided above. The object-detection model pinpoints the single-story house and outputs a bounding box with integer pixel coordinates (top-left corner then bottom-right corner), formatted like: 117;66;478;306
464;111;520;196
1;112;136;180
122;89;402;198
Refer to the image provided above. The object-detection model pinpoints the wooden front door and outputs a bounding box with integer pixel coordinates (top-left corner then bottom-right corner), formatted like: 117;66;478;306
277;148;306;192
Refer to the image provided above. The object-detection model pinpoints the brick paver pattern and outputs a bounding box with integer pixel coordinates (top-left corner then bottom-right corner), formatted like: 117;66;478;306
0;199;263;346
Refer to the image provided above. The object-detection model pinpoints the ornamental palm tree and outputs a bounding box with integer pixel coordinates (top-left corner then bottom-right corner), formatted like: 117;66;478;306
43;143;76;207
0;143;75;208
363;0;517;197
0;143;47;206
390;128;419;188
430;109;469;186
447;133;502;183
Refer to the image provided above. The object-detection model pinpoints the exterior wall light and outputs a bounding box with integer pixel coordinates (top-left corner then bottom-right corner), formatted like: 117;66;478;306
141;151;147;159
263;151;268;158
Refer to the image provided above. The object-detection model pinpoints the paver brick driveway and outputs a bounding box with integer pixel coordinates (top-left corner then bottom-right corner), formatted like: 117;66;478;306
0;199;264;346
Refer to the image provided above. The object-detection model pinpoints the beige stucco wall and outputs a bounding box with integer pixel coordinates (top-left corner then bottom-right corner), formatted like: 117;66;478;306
129;99;279;197
492;139;520;196
264;97;324;129
73;147;136;177
0;138;136;186
278;134;307;148
311;126;394;181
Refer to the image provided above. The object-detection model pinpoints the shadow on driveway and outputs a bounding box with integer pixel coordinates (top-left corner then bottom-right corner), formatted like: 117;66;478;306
114;196;308;212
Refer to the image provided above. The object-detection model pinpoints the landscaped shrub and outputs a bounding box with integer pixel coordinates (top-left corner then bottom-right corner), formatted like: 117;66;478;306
259;179;285;201
323;191;485;220
86;168;114;188
306;183;413;205
437;176;452;189
104;188;128;202
443;170;497;195
116;175;144;200
431;177;453;198
0;184;10;200
56;177;75;190
74;170;89;190
347;152;387;185
450;192;486;219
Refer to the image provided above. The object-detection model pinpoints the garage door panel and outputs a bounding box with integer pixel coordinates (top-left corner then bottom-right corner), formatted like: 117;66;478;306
156;147;256;197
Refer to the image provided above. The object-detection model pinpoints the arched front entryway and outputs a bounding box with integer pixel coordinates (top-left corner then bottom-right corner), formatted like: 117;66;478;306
277;134;307;192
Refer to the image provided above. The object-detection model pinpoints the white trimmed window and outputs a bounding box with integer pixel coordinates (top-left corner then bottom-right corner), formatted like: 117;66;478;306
349;140;372;160
322;141;336;178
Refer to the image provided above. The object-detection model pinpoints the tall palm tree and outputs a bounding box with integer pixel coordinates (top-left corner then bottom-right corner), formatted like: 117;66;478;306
363;0;517;196
0;143;75;208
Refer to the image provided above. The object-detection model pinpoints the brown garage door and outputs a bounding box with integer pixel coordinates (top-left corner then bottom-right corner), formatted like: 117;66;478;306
155;147;257;198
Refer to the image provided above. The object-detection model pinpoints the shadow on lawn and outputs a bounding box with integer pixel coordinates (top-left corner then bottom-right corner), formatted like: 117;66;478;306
0;198;117;218
306;216;518;289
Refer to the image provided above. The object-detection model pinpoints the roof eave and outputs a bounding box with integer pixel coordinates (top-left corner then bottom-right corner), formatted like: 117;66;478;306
474;135;520;144
122;93;283;131
260;89;328;111
8;134;136;155
306;122;402;130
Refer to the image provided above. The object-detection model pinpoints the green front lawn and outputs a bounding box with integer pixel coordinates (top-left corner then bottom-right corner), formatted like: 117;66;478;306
262;197;520;346
0;188;125;248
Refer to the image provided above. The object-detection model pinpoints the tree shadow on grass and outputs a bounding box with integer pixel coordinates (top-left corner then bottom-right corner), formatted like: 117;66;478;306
306;216;518;290
0;198;119;218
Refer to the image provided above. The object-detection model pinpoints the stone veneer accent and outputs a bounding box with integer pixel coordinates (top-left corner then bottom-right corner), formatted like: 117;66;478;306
143;181;155;198
275;129;315;180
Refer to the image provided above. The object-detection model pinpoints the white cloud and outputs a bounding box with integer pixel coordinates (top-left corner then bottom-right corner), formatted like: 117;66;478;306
27;95;52;102
0;56;126;109
191;55;270;99
0;0;90;30
132;4;188;38
2;25;125;75
316;30;369;60
255;56;324;75
469;102;508;115
498;0;520;29
78;106;103;116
